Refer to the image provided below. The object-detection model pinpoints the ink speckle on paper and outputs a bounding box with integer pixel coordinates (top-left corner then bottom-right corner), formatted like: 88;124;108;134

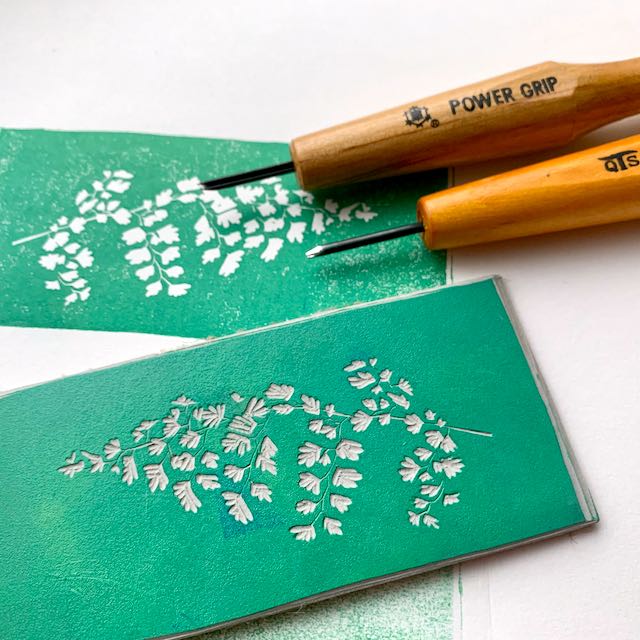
207;570;454;640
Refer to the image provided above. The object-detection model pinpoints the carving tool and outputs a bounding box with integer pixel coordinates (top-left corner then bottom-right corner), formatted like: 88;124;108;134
305;134;640;257
202;57;640;192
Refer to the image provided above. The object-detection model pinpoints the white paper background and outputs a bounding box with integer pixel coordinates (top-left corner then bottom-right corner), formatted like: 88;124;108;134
1;1;639;637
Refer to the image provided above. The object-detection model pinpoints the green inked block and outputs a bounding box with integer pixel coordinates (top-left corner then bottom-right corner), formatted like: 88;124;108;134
0;278;596;640
0;128;447;337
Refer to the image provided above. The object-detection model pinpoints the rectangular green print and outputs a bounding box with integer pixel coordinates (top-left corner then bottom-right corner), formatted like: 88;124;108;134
0;128;447;338
0;278;596;640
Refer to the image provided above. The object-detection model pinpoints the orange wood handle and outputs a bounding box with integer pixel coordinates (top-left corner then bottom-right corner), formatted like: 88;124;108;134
417;134;640;249
290;58;640;190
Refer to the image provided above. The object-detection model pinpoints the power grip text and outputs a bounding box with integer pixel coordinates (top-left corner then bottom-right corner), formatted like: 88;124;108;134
449;76;558;115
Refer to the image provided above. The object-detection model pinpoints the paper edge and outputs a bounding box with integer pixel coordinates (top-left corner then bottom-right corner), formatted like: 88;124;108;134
0;125;291;149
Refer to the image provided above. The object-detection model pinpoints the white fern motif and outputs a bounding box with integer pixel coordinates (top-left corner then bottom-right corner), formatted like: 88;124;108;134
58;358;492;538
58;393;277;525
13;171;377;306
341;358;492;529
279;391;365;542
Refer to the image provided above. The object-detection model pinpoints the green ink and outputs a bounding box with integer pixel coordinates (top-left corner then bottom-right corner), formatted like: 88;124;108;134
0;128;448;337
209;570;454;640
0;127;455;638
0;279;595;639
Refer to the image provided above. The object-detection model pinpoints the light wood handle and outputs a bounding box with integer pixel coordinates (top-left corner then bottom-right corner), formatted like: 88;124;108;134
417;134;640;249
290;58;640;190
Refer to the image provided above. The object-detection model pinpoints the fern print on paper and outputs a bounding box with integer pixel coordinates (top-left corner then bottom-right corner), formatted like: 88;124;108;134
59;357;491;537
0;129;448;337
12;171;376;306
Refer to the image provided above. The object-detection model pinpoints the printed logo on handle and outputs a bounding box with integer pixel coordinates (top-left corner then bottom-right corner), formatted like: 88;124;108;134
599;150;639;173
404;106;440;129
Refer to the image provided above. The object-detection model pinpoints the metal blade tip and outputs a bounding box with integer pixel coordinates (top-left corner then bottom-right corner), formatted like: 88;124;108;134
305;246;325;259
304;222;424;258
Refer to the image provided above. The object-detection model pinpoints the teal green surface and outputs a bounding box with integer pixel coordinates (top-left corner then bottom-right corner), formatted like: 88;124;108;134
0;128;447;338
0;279;589;640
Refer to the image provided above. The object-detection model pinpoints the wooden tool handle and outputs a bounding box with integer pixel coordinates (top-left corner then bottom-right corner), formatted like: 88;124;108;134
290;58;640;190
417;134;640;249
